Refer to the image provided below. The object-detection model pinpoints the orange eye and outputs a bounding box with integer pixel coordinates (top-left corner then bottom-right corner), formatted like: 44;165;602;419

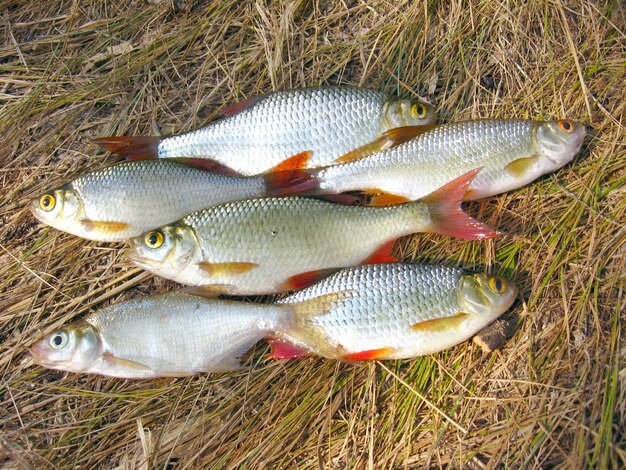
557;119;574;133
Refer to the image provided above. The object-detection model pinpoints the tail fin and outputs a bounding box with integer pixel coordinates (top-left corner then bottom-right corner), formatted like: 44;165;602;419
421;169;499;240
93;136;161;160
275;291;355;360
264;151;321;196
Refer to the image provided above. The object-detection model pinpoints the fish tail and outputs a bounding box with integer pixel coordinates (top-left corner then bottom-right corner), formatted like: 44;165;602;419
420;168;499;240
93;136;161;160
264;150;321;196
269;292;352;360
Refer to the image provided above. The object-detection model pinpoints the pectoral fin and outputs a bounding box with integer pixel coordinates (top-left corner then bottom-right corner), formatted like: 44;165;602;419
335;125;434;164
504;156;538;177
197;261;258;276
80;219;130;234
410;312;470;332
102;352;152;371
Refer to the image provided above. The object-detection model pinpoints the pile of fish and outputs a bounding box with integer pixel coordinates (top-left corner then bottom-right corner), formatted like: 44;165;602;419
29;85;585;379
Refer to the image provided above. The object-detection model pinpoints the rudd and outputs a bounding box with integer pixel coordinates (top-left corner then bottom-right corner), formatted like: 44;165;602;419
30;264;517;378
30;157;315;242
283;119;586;204
126;170;497;295
93;86;436;176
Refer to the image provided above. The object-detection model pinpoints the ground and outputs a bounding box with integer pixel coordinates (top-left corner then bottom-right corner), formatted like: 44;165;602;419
0;1;624;468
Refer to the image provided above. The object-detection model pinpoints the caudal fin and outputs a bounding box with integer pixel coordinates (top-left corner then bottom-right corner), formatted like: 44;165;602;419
93;136;161;160
264;151;322;196
422;168;499;240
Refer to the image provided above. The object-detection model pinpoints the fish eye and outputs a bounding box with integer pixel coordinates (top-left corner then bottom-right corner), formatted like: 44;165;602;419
411;103;427;118
557;119;574;133
145;230;164;249
39;194;56;212
488;276;507;293
49;330;68;349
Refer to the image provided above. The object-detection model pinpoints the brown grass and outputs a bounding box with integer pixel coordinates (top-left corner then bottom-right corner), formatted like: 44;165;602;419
1;1;624;468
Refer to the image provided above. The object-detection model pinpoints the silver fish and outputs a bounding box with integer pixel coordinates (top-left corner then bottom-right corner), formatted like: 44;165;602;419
94;86;437;175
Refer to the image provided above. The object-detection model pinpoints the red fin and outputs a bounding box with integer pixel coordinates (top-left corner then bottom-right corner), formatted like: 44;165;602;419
266;338;312;359
281;268;339;292
361;239;398;264
170;157;242;176
343;347;395;361
264;151;319;197
93;136;161;160
217;95;267;118
336;125;434;164
367;192;412;206
314;193;368;205
423;168;499;240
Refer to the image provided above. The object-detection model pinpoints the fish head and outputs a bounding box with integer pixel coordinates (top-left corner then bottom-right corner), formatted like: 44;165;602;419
30;322;102;373
31;185;84;232
382;98;437;128
533;119;586;169
457;273;518;323
127;224;201;279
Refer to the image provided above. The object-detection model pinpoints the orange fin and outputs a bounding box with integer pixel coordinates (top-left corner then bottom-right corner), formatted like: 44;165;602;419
343;347;396;361
423;168;499;240
80;219;130;233
93;136;161;160
217;95;267;118
266;338;312;359
314;193;368;205
367;191;412;206
281;268;339;292
504;156;537;177
410;312;470;332
197;261;258;276
335;125;434;164
264;151;319;197
361;239;398;264
170;157;242;176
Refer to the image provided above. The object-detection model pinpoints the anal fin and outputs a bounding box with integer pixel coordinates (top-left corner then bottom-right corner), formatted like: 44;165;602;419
367;191;412;206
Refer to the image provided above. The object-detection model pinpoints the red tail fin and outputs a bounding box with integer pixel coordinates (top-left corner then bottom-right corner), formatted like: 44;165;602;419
264;151;320;196
423;168;499;240
93;136;161;160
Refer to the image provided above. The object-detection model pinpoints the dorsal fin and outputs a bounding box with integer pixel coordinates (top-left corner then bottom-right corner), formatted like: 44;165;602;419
217;95;268;118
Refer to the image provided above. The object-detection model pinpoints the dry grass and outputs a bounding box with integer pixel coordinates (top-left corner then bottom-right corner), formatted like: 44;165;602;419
1;1;624;468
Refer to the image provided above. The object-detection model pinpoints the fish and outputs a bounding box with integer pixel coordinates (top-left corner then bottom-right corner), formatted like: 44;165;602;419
272;263;518;360
29;291;287;378
29;264;517;378
276;119;585;204
29;156;318;242
93;86;437;176
126;169;498;295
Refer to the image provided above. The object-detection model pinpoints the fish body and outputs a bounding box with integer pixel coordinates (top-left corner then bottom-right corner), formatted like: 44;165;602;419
127;170;496;295
275;264;517;359
30;265;517;378
94;86;437;176
307;119;585;202
30;159;275;241
30;292;286;378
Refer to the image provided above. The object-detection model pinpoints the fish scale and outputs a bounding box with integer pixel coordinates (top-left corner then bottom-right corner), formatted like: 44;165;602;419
276;264;515;359
313;119;585;201
154;86;435;174
127;171;498;295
